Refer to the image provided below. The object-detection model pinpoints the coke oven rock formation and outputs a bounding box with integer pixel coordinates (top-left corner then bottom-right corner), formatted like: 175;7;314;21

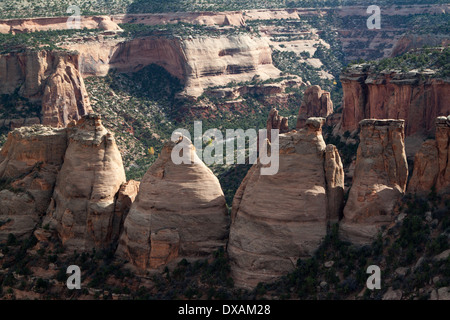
43;114;126;251
296;85;333;129
228;117;344;288
116;137;229;271
339;64;450;136
0;125;67;240
340;119;408;245
408;116;450;195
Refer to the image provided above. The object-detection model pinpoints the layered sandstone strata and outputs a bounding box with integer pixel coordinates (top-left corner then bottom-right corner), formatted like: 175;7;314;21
339;65;450;136
408;116;450;195
0;125;67;240
340;119;408;245
116;137;229;270
44;114;126;251
228;118;344;288
64;34;282;97
0;50;91;128
296;85;333;129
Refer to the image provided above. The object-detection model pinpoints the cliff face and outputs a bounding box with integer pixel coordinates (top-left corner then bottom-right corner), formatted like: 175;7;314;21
408;116;450;195
116;137;229;271
0;125;67;241
180;35;279;97
64;34;281;97
228;118;344;289
339;65;450;136
0;50;92;128
44;114;126;252
340;119;408;245
296;85;333;129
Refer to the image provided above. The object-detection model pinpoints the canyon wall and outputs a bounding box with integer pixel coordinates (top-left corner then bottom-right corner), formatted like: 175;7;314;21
0;50;92;128
339;65;450;136
116;137;229;271
63;34;281;97
340;119;408;245
228;118;344;289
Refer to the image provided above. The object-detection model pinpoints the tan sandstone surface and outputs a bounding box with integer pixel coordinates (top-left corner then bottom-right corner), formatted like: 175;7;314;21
116;137;229;270
340;119;408;245
44;114;126;251
228;118;344;288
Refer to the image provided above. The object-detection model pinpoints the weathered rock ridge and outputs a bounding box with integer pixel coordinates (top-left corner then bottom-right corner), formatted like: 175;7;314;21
116;137;229;270
0;50;92;128
408;116;450;195
340;119;408;245
296;85;333;129
43;114;126;251
339;65;450;136
228;118;344;288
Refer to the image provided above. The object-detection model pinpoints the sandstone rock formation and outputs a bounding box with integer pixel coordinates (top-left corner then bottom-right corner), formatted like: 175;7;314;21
116;137;229;270
296;85;333;129
0;50;92;128
65;34;282;97
228;117;344;288
340;119;408;245
267;108;289;142
408;116;450;195
0;125;67;241
339;65;450;136
44;114;126;251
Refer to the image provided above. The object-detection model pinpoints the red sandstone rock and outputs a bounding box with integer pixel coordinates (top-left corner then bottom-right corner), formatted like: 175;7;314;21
339;65;450;136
